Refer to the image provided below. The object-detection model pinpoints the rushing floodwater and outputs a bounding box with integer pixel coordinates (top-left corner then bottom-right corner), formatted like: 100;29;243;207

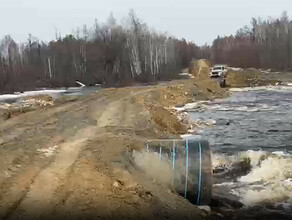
189;86;292;216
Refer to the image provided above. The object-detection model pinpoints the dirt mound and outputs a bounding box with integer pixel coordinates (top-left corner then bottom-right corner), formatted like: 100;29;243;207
1;95;54;120
189;59;212;79
226;68;281;87
2;106;36;120
23;95;53;102
150;84;193;107
148;104;188;134
0;79;228;219
1;95;81;120
133;79;226;135
134;86;189;135
188;59;225;98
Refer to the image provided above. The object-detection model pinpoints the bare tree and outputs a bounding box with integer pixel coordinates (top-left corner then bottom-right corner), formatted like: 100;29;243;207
0;10;201;94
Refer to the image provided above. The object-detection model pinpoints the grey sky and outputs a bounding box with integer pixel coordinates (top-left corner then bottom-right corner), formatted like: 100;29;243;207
0;0;291;45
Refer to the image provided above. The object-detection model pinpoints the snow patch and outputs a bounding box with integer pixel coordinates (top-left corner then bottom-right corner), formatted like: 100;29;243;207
37;145;59;157
0;89;66;102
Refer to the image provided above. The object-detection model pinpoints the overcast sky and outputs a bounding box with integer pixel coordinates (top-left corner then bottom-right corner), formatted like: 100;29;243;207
0;0;291;45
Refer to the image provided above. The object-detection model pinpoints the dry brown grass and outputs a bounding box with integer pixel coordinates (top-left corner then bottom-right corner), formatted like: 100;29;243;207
23;95;53;102
2;106;36;120
54;96;79;105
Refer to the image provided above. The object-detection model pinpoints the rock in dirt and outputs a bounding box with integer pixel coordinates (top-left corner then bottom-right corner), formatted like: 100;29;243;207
113;180;124;188
198;206;211;212
138;191;153;199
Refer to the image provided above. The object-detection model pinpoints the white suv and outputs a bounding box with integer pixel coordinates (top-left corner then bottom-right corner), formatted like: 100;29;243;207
210;65;228;78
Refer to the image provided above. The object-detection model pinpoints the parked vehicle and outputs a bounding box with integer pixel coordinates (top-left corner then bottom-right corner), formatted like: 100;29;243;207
210;65;228;78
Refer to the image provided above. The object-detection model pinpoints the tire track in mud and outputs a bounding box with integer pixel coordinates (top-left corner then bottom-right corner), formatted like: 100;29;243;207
0;94;115;219
96;88;154;129
5;127;97;220
0;85;206;220
0;164;50;220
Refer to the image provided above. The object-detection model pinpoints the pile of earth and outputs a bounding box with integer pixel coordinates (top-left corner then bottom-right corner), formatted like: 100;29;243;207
134;78;227;135
226;68;283;87
0;95;78;120
189;59;212;79
188;59;285;88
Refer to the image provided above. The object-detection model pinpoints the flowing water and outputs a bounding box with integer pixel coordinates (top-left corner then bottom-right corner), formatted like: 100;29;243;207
189;86;292;217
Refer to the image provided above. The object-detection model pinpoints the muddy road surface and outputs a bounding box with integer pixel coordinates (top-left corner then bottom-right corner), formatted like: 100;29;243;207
0;80;225;220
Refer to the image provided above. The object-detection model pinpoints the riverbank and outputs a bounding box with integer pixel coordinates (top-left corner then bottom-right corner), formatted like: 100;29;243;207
178;84;292;220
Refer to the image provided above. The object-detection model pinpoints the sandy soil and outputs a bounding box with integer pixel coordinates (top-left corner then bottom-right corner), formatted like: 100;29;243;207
0;79;226;220
226;68;292;87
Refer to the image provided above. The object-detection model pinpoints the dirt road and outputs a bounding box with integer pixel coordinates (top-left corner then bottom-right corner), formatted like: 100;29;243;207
0;80;225;220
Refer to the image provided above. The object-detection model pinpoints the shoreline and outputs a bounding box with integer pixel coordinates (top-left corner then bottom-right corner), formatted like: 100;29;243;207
179;84;292;220
1;76;291;219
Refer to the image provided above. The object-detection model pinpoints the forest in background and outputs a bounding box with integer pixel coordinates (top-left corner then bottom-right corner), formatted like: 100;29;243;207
1;11;292;94
211;12;292;70
0;10;203;94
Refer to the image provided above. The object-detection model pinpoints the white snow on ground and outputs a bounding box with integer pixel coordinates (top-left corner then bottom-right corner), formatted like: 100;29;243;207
0;89;66;102
229;67;243;72
179;72;195;79
259;69;281;74
174;101;208;112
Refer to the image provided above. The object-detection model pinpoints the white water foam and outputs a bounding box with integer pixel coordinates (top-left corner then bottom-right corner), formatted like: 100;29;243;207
177;101;277;114
230;85;292;93
174;101;208;112
212;150;292;207
230;86;269;92
209;104;276;112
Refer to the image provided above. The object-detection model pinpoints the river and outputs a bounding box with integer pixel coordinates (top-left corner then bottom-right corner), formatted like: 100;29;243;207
189;86;292;218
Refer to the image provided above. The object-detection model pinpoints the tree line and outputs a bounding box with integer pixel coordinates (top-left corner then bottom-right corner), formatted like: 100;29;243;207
0;11;203;94
2;11;291;94
211;11;292;70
